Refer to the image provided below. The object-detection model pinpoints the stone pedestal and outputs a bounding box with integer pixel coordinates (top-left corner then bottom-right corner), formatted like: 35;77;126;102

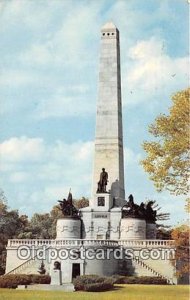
120;218;146;240
56;218;81;239
50;269;62;285
92;193;113;211
146;223;157;239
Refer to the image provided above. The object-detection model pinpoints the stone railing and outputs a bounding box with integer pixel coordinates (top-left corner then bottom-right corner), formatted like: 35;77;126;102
7;239;119;248
54;239;118;247
82;240;118;247
7;239;175;248
7;239;55;247
118;240;175;248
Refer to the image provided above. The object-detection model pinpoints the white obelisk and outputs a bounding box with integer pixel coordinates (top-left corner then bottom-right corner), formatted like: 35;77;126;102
92;21;125;206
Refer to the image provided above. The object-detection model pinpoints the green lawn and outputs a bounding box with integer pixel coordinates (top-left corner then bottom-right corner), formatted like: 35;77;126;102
0;285;189;300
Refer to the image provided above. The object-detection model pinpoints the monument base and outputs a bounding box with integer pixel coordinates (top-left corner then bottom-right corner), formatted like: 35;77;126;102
120;218;146;240
56;218;81;239
50;269;62;285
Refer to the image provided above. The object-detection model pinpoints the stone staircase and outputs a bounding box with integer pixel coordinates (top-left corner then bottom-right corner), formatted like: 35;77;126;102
6;256;40;275
6;247;50;275
118;256;176;284
131;257;157;277
132;256;176;285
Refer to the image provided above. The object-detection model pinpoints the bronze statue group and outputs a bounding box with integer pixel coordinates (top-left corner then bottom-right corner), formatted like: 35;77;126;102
122;194;157;223
57;168;157;223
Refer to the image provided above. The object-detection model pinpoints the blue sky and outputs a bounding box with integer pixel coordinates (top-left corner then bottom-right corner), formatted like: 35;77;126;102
0;0;188;226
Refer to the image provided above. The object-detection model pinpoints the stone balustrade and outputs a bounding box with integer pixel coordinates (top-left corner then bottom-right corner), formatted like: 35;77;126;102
82;240;118;247
7;239;175;248
55;240;82;246
118;239;175;248
7;239;55;247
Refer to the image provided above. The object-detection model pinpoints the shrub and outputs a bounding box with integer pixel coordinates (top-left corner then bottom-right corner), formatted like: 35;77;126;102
120;276;168;285
84;280;114;292
73;275;103;290
29;274;51;284
0;277;18;289
73;275;114;292
111;275;126;284
0;274;51;288
0;274;31;288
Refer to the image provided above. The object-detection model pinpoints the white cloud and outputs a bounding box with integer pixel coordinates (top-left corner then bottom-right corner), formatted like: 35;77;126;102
0;136;94;214
0;136;44;162
18;1;102;67
123;37;188;106
0;136;93;166
0;0;63;32
128;38;164;60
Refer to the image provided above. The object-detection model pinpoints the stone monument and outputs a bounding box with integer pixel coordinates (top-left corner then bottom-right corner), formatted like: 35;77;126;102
80;21;126;241
4;22;177;286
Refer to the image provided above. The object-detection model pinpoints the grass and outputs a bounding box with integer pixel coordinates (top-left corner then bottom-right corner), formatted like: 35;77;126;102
0;285;189;300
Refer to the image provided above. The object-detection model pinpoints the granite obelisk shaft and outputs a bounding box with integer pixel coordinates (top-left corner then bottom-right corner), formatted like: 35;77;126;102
92;22;125;203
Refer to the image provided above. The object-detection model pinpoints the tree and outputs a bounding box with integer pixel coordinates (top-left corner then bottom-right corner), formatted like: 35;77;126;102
171;224;189;279
141;88;189;195
73;197;89;209
156;227;171;240
0;194;29;275
18;213;53;239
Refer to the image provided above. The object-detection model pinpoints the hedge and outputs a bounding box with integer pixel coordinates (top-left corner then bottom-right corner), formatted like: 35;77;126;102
0;274;51;288
84;280;114;292
111;275;126;284
73;275;114;292
0;274;168;289
112;275;168;285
